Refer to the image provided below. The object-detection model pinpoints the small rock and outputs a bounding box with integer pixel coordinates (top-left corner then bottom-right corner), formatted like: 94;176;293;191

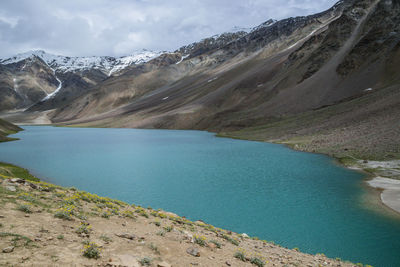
225;261;231;266
34;238;42;242
208;243;216;249
122;223;126;226
241;233;249;238
115;233;136;240
0;215;5;218
11;178;24;183
5;186;16;192
3;246;14;253
24;214;30;217
48;237;54;240
26;182;38;189
186;247;200;257
363;160;368;163
157;261;172;267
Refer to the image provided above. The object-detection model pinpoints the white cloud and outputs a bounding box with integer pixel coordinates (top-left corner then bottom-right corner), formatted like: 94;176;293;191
0;0;338;58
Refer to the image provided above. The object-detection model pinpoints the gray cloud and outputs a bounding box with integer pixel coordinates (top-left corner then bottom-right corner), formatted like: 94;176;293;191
0;0;338;58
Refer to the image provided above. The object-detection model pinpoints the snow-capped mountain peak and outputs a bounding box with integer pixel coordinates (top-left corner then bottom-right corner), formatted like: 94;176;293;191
251;19;278;32
0;49;164;75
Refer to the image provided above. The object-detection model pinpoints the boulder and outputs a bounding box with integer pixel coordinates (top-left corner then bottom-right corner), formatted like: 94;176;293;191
2;246;14;253
11;178;24;183
241;233;249;238
25;182;38;189
5;186;16;192
208;243;217;249
115;233;136;240
186;247;200;257
157;261;172;267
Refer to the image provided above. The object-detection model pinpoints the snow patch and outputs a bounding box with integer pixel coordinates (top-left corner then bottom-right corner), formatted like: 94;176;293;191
175;54;190;65
43;75;62;100
251;19;277;32
207;77;218;83
1;49;163;76
12;77;18;92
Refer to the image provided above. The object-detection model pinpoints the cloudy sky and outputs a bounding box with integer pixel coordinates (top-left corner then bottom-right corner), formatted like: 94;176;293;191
0;0;338;58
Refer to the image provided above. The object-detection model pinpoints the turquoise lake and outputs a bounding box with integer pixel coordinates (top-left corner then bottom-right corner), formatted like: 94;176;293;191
1;126;400;266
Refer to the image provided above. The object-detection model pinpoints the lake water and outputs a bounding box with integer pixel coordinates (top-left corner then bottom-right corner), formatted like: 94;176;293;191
1;126;400;266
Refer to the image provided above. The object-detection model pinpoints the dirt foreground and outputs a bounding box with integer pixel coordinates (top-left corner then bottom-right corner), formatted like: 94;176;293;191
0;165;362;267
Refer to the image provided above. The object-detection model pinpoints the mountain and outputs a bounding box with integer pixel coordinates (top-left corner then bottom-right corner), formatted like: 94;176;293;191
0;118;21;142
1;0;399;160
0;50;162;111
0;49;163;75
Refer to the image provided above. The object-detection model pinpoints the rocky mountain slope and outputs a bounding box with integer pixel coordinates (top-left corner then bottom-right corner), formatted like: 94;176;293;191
1;0;399;160
0;119;21;142
0;50;162;112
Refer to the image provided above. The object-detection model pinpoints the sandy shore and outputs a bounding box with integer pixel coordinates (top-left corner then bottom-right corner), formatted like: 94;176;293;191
347;159;400;215
367;177;400;214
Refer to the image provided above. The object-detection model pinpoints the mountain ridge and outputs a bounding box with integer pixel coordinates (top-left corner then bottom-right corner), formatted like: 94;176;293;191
0;49;163;76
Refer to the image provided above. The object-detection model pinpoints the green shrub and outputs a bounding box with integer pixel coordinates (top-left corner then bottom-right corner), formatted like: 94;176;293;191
149;243;160;254
17;204;32;213
76;223;92;235
54;210;73;220
250;257;265;267
156;230;165;236
163;225;173;232
100;234;112;243
57;234;64;240
135;207;149;218
101;212;110;219
234;250;246;261
0;232;33;247
193;234;207;247
222;234;239;246
82;242;100;259
139;257;152;266
54;204;75;220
